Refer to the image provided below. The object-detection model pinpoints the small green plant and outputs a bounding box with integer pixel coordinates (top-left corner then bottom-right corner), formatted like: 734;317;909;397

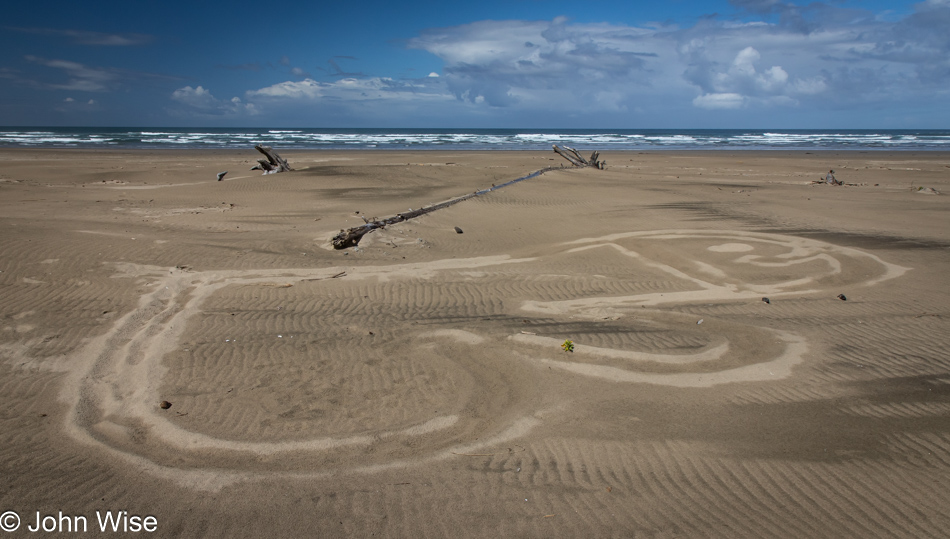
561;339;574;353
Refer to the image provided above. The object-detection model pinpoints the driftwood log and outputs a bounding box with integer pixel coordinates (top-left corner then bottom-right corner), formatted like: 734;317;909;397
332;147;606;249
331;167;557;249
553;145;605;169
251;145;293;174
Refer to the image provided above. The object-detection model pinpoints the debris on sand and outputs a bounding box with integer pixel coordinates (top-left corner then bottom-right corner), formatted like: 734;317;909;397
250;145;293;175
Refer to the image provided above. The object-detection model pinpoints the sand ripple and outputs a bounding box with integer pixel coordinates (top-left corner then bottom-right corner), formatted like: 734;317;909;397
51;230;907;489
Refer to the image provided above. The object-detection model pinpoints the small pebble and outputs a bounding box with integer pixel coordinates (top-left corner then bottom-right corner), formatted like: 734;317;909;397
762;297;770;304
160;401;172;410
837;294;847;301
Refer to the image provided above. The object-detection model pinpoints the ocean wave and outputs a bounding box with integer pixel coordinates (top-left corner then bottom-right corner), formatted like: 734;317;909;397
1;129;948;150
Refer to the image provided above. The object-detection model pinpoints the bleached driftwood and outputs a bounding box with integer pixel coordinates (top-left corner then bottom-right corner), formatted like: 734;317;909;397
332;146;607;249
553;145;605;169
331;167;558;249
251;145;293;174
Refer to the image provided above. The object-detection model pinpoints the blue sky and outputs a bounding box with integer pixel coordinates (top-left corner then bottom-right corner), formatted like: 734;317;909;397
1;0;947;128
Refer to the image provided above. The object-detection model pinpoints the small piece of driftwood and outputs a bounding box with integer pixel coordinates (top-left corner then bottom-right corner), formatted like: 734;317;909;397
250;145;293;175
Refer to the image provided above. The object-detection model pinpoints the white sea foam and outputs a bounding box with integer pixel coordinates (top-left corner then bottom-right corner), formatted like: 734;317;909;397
1;129;948;150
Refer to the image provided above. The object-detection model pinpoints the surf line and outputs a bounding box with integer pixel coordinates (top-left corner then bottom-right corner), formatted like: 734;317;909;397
330;165;562;249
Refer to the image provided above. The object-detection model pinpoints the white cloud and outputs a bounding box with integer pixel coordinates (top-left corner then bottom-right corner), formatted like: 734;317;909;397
704;47;792;98
693;92;747;109
170;85;258;116
246;77;452;103
24;55;118;92
408;18;673;110
163;1;950;126
171;85;215;106
399;3;950;118
247;79;324;99
234;76;464;125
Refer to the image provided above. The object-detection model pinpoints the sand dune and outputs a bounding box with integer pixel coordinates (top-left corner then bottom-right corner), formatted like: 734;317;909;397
1;149;949;537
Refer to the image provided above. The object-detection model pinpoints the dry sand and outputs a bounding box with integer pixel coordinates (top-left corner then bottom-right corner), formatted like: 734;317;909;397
1;148;949;537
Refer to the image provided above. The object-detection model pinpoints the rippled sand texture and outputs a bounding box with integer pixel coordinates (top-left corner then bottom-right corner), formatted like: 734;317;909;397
1;149;949;537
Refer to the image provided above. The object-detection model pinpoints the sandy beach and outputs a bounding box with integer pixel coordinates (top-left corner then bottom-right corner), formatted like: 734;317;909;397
1;147;949;537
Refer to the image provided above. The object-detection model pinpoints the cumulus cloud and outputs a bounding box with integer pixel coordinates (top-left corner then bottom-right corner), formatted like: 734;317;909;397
397;2;950;118
408;18;664;109
174;1;950;125
688;46;798;107
171;85;216;107
236;76;459;125
171;85;258;116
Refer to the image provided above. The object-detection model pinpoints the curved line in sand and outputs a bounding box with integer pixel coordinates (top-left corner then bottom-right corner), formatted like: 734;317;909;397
520;330;806;388
510;334;729;365
523;230;908;316
54;230;909;488
60;255;543;489
708;242;755;252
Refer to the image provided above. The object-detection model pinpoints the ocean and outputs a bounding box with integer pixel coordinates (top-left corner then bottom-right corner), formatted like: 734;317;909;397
1;128;949;151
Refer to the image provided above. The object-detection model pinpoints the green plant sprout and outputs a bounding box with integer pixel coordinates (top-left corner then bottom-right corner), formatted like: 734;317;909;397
561;339;574;353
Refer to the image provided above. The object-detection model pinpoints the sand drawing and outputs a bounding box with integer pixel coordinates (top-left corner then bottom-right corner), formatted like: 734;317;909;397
53;230;907;489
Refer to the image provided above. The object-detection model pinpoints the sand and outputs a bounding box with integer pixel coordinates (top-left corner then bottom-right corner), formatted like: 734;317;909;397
0;148;949;537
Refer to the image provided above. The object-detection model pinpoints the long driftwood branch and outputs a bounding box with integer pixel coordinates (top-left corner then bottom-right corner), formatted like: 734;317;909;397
331;167;559;249
251;144;293;174
332;147;607;249
553;144;606;169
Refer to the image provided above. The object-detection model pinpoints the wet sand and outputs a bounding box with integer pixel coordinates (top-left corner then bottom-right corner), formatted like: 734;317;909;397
1;148;949;537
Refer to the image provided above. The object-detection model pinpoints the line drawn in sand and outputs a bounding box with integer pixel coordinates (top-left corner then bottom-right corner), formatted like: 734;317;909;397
49;230;907;489
514;230;908;387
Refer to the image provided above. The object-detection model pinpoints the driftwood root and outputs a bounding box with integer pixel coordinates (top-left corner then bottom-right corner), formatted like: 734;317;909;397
553;145;605;169
250;145;293;174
